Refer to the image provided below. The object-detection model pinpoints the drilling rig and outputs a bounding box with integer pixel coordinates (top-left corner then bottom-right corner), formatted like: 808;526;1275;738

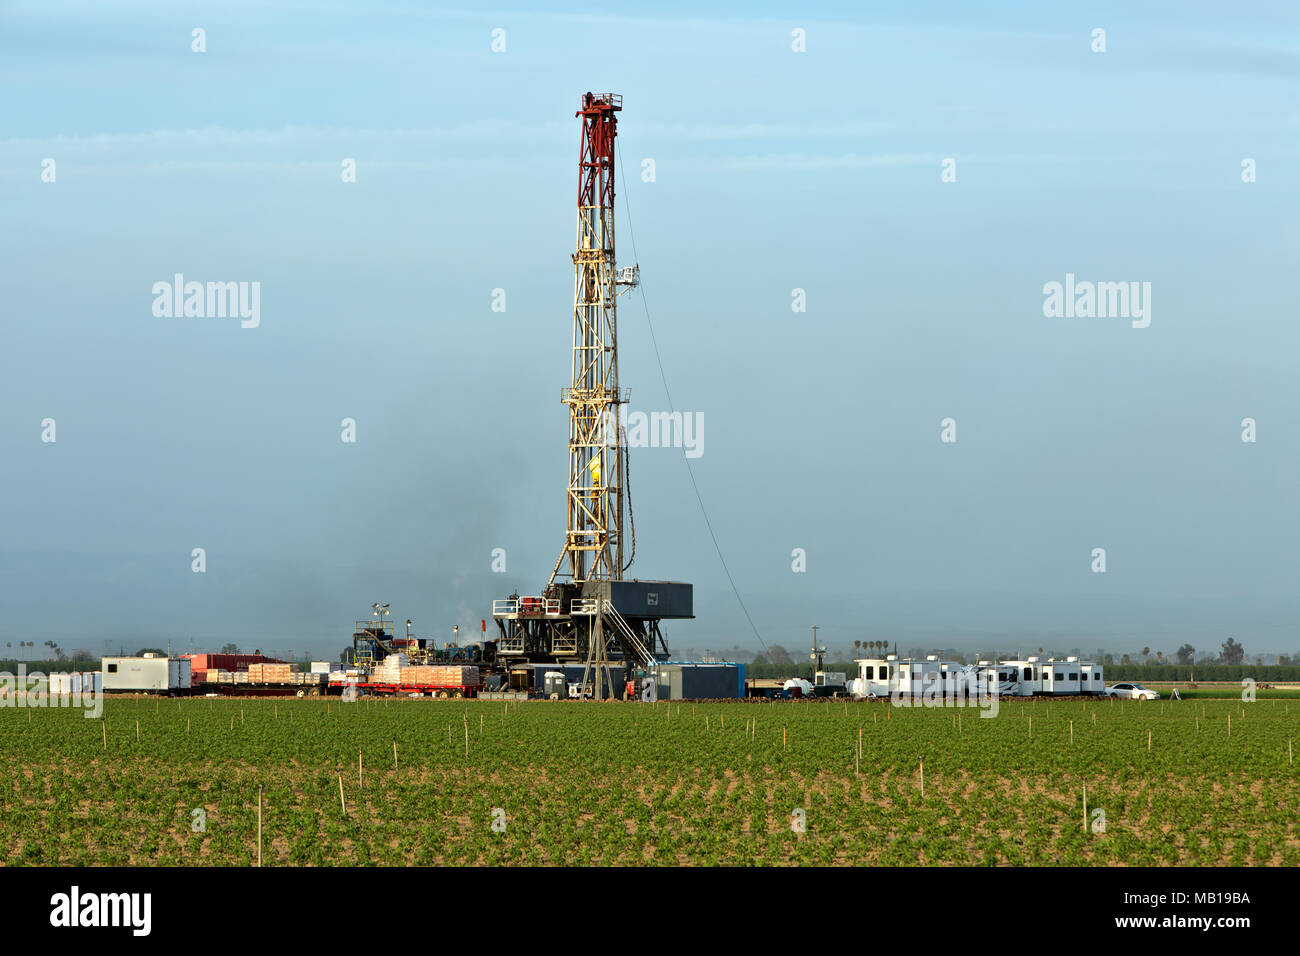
490;93;693;698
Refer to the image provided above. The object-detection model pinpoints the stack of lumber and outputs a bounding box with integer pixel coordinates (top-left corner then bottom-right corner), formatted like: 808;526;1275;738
399;666;438;684
428;665;479;686
247;663;294;683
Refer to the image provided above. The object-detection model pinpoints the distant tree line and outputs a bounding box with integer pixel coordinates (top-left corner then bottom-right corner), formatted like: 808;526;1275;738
1104;664;1300;682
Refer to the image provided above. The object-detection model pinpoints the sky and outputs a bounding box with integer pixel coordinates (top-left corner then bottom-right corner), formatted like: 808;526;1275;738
1;1;1298;661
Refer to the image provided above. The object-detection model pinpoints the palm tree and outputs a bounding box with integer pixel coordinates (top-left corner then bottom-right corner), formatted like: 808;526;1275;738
854;640;861;657
1142;646;1151;664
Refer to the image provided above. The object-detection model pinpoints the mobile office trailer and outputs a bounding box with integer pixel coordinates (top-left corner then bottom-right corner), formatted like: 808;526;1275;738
1040;658;1082;696
101;655;191;693
654;662;742;700
1079;662;1105;695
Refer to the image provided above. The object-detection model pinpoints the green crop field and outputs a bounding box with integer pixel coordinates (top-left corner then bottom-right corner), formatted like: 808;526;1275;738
2;696;1298;866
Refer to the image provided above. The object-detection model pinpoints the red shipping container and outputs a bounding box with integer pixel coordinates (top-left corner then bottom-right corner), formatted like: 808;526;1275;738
186;653;283;671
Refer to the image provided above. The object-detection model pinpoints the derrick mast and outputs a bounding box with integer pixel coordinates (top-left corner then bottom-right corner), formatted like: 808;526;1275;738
488;93;690;698
549;92;628;588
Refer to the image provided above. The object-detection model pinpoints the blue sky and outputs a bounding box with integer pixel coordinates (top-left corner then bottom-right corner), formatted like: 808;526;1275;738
1;1;1298;660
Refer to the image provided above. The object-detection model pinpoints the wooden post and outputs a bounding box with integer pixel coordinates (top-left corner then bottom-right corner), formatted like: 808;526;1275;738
136;718;140;741
257;785;263;867
1228;715;1231;737
359;750;363;788
783;726;787;750
1148;729;1151;752
919;760;924;799
102;719;106;750
1082;784;1088;833
1290;738;1293;766
339;775;346;815
464;721;469;758
1028;716;1032;737
1070;719;1073;745
393;739;398;770
187;717;190;733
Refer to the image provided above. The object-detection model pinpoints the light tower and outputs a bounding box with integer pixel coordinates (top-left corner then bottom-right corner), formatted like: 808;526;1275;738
548;92;632;589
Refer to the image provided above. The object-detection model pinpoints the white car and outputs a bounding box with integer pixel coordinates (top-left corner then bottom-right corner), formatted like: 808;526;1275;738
1106;682;1160;701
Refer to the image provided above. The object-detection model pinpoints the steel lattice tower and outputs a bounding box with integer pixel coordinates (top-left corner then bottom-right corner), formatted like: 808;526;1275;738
549;92;628;589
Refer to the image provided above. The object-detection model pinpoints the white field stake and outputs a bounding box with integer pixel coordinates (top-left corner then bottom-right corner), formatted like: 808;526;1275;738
339;776;346;815
393;739;398;771
1082;784;1088;833
257;785;263;867
919;760;924;799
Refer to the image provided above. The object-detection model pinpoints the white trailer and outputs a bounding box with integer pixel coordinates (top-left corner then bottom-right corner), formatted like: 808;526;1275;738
851;655;961;698
1040;658;1082;695
1079;661;1106;694
50;672;103;696
999;659;1040;696
101;655;191;692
